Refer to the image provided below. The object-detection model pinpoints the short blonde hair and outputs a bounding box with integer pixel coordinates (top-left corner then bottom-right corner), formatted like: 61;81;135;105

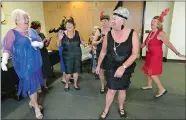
153;16;163;30
11;9;30;23
92;26;99;34
92;26;99;31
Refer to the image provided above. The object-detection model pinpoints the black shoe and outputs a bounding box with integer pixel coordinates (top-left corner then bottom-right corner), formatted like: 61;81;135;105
118;109;127;118
100;88;105;94
99;111;109;120
74;86;80;90
43;86;50;92
64;87;69;91
95;74;99;80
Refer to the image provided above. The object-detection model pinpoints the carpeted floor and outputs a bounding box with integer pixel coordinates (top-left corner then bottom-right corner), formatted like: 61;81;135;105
1;60;185;119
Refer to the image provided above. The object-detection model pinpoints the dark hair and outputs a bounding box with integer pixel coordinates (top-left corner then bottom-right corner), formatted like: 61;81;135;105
30;21;41;29
153;16;163;30
100;15;110;21
49;16;66;33
65;17;76;27
49;16;76;33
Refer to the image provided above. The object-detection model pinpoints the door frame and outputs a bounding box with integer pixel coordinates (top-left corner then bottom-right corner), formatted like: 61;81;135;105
139;1;146;59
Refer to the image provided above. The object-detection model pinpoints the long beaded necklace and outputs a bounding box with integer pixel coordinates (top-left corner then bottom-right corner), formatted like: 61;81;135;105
146;30;157;51
113;30;122;56
113;42;120;56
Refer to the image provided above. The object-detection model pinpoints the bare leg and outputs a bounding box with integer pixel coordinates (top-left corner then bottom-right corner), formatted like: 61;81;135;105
29;92;43;119
73;73;79;88
63;72;66;80
118;90;126;115
151;75;165;94
65;74;71;88
99;68;105;91
142;75;153;89
44;79;48;88
146;75;152;87
101;89;117;118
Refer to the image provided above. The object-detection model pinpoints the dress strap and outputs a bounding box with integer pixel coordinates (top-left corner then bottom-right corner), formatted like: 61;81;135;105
128;29;134;39
98;28;102;34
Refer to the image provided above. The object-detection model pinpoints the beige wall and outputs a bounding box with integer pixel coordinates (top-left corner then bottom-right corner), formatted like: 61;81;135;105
43;1;144;50
1;2;185;60
167;2;185;60
43;1;117;50
1;2;46;43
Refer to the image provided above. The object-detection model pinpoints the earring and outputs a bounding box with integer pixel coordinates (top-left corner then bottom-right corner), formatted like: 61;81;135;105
121;25;124;30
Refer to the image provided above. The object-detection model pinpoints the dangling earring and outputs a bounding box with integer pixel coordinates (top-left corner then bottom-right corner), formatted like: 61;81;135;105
121;25;124;30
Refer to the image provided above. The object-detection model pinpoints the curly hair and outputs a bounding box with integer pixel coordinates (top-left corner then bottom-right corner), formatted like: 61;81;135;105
11;9;30;23
65;17;76;27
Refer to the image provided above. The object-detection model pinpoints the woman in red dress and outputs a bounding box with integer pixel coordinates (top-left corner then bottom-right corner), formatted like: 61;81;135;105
141;8;185;98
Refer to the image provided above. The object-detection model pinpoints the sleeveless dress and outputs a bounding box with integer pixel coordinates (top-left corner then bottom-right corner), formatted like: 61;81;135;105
96;28;106;69
104;29;136;90
142;30;163;76
39;33;53;79
3;28;44;97
61;30;82;74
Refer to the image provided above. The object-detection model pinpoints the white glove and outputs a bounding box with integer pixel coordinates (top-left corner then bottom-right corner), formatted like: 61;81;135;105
1;52;10;71
31;41;44;49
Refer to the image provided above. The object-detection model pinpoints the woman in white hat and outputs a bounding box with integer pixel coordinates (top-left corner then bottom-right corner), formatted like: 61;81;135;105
96;7;139;119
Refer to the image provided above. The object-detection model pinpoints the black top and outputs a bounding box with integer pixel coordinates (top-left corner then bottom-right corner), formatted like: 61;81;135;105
96;28;103;54
104;29;136;73
38;32;53;78
62;30;82;58
39;33;48;55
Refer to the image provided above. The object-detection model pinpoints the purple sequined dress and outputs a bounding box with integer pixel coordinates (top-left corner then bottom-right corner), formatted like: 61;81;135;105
3;28;44;97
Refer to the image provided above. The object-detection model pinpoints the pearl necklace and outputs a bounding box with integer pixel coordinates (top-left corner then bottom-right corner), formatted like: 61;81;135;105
146;30;157;51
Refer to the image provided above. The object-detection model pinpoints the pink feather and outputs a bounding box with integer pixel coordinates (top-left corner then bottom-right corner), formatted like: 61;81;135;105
159;8;170;22
100;11;104;20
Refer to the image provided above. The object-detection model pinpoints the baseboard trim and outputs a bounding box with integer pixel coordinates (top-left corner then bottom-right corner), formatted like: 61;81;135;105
139;56;186;63
166;59;186;63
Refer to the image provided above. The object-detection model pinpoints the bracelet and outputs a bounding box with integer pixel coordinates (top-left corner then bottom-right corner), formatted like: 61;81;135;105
122;65;127;70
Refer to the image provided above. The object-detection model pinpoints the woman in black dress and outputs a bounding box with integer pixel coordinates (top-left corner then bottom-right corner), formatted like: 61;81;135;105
92;12;111;94
96;7;139;119
58;17;85;91
30;21;53;91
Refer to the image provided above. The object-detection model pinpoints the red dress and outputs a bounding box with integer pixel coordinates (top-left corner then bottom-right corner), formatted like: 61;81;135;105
142;30;163;76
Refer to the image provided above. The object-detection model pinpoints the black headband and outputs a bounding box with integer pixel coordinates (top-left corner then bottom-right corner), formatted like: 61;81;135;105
113;13;128;20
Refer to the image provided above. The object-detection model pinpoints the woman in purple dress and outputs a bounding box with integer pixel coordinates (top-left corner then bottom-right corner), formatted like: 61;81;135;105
1;9;44;119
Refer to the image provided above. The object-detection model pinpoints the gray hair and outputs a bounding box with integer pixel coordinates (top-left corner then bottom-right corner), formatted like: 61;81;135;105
113;7;129;20
11;9;30;22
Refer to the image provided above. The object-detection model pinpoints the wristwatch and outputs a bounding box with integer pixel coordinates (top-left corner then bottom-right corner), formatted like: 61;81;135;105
122;65;127;70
